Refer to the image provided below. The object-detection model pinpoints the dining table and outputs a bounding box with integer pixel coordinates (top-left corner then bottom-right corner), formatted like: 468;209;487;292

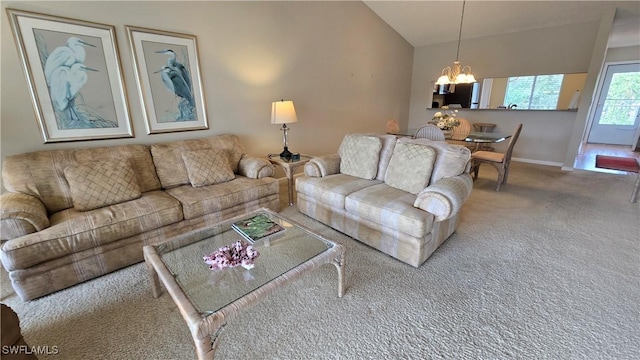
462;131;512;151
387;130;512;152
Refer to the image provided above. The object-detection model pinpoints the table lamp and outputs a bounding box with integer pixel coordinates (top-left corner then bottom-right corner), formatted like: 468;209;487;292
271;99;298;159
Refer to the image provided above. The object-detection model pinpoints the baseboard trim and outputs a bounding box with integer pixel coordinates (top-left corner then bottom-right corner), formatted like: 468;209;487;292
512;157;565;168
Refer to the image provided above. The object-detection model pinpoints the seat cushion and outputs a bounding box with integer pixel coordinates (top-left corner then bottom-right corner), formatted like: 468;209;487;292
165;176;279;220
0;191;183;271
472;150;504;162
296;174;382;210
345;184;434;238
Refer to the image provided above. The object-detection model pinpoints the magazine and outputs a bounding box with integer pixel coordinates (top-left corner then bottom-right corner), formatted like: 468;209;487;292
231;214;285;243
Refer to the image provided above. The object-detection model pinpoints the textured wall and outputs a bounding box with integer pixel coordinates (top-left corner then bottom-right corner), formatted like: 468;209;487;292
1;1;413;185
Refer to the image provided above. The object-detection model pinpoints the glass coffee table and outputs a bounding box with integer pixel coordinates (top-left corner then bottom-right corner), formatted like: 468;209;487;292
143;208;346;360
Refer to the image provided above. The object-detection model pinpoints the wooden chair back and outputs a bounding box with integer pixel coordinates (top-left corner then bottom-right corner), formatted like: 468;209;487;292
503;123;523;165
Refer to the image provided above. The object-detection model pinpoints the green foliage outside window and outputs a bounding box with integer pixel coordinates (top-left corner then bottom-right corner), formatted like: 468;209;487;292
504;74;564;110
598;72;640;126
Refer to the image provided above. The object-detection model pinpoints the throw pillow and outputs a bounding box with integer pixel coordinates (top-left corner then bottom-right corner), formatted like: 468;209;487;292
385;142;436;194
64;159;142;211
181;149;235;187
338;134;382;180
399;138;471;184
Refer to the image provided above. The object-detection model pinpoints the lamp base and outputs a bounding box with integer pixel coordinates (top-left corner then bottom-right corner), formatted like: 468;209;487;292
279;146;293;159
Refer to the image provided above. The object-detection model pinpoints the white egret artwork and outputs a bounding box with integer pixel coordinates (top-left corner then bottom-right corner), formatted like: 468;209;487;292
33;30;119;130
43;37;94;84
8;9;133;142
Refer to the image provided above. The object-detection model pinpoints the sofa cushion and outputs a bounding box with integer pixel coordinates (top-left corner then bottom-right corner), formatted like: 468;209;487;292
64;159;142;211
151;135;245;189
165;176;279;220
345;183;434;238
338;135;382;180
351;133;399;181
182;149;235;187
2;144;161;214
0;191;183;271
385;142;436;194
398;138;471;185
296;174;383;210
374;134;399;181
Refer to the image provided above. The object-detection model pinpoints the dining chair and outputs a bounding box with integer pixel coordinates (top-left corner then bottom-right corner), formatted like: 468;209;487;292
630;163;639;203
445;117;474;150
471;123;523;191
414;124;446;141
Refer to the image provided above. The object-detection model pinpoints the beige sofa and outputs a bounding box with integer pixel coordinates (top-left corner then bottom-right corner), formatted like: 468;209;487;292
296;134;473;267
1;135;279;301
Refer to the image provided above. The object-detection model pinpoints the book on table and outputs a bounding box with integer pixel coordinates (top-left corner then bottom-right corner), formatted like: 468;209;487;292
231;214;285;243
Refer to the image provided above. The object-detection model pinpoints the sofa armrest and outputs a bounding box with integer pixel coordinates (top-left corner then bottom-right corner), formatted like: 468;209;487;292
1;193;50;240
304;154;341;177
413;173;473;221
238;155;275;179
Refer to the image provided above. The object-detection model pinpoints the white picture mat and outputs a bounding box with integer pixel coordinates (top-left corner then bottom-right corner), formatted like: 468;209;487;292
9;10;132;142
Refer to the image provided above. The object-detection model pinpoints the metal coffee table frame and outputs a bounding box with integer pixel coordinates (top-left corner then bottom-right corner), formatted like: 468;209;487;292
143;208;345;359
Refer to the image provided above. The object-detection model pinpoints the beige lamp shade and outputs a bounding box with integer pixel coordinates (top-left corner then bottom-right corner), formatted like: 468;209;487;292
271;100;298;124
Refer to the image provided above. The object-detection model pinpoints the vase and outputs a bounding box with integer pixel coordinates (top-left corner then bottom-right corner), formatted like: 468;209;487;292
385;119;399;134
442;129;453;137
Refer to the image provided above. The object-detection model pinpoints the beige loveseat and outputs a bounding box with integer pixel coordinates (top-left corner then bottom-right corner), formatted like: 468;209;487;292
296;134;473;267
1;135;279;301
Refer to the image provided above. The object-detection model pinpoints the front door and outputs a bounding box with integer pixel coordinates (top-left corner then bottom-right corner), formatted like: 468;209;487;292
587;63;640;145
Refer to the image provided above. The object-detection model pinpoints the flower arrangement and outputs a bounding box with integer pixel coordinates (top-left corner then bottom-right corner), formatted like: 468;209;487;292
431;106;460;130
203;240;260;270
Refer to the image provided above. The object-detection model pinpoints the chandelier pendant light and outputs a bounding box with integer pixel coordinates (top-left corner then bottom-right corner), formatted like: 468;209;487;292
436;0;476;85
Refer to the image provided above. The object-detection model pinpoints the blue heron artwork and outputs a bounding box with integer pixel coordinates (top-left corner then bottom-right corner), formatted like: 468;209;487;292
34;31;118;129
154;47;195;121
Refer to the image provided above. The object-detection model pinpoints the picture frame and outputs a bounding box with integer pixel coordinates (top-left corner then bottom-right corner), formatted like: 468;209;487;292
126;26;208;134
6;9;133;143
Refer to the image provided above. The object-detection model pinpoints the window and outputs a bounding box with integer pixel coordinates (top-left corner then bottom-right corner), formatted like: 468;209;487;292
597;72;640;126
504;74;564;110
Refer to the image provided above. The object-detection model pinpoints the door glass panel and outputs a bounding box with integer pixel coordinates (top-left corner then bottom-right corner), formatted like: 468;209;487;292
598;72;640;126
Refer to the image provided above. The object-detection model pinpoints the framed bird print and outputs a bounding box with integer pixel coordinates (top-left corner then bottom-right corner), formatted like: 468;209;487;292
6;9;133;143
126;26;208;134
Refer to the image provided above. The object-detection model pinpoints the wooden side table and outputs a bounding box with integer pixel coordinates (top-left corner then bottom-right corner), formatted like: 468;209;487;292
268;154;313;205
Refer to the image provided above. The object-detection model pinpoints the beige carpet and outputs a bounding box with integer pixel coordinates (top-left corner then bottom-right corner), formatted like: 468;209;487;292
2;162;639;359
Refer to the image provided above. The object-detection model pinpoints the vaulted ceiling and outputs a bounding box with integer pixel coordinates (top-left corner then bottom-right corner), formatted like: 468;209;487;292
363;1;640;48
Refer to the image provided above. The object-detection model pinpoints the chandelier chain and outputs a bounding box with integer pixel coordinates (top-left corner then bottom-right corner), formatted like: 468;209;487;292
435;0;475;85
455;0;466;61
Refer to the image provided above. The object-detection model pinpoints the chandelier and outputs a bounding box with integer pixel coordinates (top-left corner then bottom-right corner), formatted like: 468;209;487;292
435;0;476;85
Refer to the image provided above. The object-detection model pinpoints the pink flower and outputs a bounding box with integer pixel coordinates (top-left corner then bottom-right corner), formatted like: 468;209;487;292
204;240;260;270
